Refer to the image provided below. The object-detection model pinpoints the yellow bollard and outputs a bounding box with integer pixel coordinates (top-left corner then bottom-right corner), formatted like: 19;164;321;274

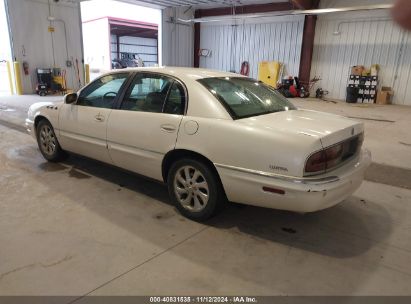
6;61;14;95
85;64;90;84
13;61;23;95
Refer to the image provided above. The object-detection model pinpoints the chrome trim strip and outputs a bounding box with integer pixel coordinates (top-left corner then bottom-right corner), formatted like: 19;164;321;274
214;163;340;185
108;141;164;156
60;131;107;148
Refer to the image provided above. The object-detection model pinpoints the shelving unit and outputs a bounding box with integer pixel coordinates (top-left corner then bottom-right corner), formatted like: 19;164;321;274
347;75;379;104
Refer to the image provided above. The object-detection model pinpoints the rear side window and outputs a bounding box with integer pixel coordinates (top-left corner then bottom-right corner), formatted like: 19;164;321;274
120;74;172;113
164;82;186;115
198;77;296;119
120;74;186;115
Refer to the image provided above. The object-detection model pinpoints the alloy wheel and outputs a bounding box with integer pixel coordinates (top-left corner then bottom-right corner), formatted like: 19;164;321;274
173;166;209;212
39;125;57;156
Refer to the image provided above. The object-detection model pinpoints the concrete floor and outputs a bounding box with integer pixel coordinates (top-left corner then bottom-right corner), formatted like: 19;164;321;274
0;95;411;297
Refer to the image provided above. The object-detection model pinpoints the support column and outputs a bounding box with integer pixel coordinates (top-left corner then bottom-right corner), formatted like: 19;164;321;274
116;35;120;59
298;15;317;85
193;11;201;68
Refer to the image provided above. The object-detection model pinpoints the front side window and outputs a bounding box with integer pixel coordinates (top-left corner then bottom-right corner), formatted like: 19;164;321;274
77;73;129;108
121;74;172;113
198;77;296;119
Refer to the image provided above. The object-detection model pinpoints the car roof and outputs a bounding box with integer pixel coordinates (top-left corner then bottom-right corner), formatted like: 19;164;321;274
106;66;246;81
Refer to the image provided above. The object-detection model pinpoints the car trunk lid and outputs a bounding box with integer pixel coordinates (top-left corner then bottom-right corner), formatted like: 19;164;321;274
237;109;364;148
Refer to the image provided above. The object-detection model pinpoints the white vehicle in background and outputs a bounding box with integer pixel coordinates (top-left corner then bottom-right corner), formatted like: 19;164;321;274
26;67;371;221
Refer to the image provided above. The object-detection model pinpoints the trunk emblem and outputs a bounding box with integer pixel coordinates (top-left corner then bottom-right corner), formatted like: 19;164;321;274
270;165;288;172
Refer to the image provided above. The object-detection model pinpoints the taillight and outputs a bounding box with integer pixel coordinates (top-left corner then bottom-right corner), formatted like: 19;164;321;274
358;132;364;148
325;144;343;168
305;142;348;174
305;133;364;175
305;150;327;173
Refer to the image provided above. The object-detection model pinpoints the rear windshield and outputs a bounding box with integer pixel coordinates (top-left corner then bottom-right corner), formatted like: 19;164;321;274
198;77;296;119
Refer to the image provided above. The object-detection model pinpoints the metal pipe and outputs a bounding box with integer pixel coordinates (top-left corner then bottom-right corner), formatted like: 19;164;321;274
47;0;56;67
165;20;191;27
333;18;391;35
78;4;85;88
179;4;394;23
48;17;70;63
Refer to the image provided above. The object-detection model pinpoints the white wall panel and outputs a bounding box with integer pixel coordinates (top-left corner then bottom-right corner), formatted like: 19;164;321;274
162;7;194;67
0;0;13;95
312;0;411;105
83;18;110;73
199;16;305;79
311;8;411;105
394;32;411;106
6;0;84;93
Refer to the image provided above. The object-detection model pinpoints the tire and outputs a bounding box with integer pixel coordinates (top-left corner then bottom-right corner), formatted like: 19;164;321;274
167;158;225;221
36;119;67;162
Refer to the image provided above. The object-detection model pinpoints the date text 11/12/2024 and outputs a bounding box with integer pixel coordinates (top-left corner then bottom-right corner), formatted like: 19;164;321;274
150;296;258;303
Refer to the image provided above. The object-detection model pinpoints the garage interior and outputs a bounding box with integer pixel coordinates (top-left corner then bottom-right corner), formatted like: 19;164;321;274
1;0;411;300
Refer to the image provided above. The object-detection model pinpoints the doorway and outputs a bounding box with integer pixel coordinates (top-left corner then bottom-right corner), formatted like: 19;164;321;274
0;0;13;96
80;0;162;81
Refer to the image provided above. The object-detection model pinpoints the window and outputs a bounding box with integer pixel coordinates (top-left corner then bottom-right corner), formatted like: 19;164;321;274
164;82;186;115
198;77;296;119
77;73;129;108
121;74;172;113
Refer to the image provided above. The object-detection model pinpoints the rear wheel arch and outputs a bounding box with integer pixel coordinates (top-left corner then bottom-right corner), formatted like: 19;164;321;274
162;149;223;187
164;150;228;221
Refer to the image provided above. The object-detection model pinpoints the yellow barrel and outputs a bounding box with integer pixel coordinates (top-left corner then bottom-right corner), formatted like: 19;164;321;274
6;61;14;95
258;61;282;88
85;64;90;84
53;76;65;89
13;61;23;95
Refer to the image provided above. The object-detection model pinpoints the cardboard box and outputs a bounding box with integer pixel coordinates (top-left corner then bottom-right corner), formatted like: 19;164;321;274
351;66;365;76
376;87;394;105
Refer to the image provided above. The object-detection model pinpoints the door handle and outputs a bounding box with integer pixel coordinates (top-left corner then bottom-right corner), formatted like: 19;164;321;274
161;124;176;132
94;114;105;122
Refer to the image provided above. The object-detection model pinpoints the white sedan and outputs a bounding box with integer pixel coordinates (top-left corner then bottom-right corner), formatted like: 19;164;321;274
26;67;371;221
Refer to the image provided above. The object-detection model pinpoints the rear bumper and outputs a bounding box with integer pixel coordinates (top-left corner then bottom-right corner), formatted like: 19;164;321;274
216;149;372;212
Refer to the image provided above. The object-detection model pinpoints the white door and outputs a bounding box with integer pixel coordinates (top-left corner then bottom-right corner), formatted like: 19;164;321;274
107;73;186;181
59;73;129;163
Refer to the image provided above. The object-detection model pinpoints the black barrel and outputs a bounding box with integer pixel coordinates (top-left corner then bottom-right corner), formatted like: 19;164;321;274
346;86;359;103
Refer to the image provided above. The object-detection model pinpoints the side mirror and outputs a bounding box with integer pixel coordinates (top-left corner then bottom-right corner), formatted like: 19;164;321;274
64;93;78;104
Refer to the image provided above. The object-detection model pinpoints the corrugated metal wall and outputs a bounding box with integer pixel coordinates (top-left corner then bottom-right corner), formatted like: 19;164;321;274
394;31;411;105
7;0;84;93
199;15;305;79
111;35;158;67
162;7;194;67
311;8;411;105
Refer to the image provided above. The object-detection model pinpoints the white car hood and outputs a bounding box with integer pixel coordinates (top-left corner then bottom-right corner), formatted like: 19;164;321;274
237;109;364;148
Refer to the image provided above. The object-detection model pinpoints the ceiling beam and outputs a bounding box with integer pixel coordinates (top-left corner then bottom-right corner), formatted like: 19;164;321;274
290;0;320;10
